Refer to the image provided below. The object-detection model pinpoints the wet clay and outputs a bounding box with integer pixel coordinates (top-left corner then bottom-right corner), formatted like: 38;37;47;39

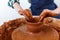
12;17;59;40
0;17;60;40
0;18;23;40
18;9;34;22
24;17;43;33
12;26;59;40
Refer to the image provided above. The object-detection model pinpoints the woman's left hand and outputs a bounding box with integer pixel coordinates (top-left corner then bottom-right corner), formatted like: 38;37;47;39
39;9;58;22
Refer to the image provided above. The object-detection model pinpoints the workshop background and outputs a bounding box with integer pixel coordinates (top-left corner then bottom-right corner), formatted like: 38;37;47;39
0;0;60;25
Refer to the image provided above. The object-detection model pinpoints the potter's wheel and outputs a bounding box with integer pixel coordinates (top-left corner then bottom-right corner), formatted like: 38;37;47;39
0;17;60;40
12;22;59;40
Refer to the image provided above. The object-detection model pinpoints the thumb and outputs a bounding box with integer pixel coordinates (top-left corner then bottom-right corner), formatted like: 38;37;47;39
48;10;58;17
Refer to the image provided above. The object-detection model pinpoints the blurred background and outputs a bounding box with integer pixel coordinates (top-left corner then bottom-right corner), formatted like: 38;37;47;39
0;0;60;25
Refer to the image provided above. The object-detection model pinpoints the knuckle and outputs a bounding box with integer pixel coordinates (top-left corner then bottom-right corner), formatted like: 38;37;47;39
43;9;48;11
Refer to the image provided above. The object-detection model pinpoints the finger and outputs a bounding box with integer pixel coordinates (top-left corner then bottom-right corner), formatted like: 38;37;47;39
22;9;30;20
48;11;58;17
39;9;58;22
39;10;47;22
43;17;53;24
25;9;33;20
18;10;24;15
23;9;33;21
43;10;58;17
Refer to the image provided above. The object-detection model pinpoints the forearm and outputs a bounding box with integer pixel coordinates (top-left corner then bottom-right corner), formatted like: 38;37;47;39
53;7;60;14
13;2;23;14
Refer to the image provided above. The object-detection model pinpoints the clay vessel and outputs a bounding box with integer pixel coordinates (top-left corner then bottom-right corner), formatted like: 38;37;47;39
12;17;59;40
24;17;44;33
0;17;59;40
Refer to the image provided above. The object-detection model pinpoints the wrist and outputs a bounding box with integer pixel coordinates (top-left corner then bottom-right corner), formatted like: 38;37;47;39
13;2;23;14
53;8;60;14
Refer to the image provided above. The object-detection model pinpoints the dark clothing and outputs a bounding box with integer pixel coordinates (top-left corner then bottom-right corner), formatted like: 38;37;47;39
29;0;57;15
28;0;60;19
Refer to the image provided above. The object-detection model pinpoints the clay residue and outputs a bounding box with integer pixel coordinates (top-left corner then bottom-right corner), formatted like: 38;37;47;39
25;17;40;23
0;17;60;40
0;18;23;40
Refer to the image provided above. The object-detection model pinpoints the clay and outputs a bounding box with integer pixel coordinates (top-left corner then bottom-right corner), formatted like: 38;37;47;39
13;3;33;22
38;9;58;22
25;17;43;33
19;9;34;22
0;17;60;40
43;17;60;31
11;17;59;40
0;18;23;40
12;26;59;40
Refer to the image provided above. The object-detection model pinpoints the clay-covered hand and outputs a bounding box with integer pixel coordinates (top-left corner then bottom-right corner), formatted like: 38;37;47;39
39;9;58;22
8;0;20;8
20;9;33;21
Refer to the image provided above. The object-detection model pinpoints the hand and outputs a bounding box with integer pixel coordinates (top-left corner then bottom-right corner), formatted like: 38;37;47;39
19;9;33;21
8;0;20;8
39;9;58;22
